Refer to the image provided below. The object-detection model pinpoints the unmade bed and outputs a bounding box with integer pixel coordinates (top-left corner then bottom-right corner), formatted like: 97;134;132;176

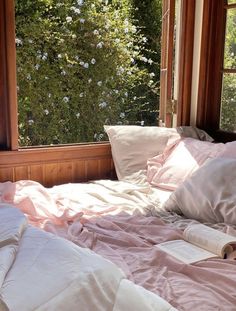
1;125;236;310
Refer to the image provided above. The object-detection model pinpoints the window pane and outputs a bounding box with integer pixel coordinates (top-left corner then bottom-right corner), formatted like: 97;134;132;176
227;0;236;4
15;0;161;146
224;8;236;69
220;73;236;132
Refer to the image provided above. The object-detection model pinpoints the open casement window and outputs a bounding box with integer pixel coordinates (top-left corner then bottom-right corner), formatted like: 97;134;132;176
159;0;175;127
160;0;195;128
197;0;236;142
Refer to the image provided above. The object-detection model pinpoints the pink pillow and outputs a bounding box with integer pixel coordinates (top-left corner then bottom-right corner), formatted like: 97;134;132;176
146;138;236;191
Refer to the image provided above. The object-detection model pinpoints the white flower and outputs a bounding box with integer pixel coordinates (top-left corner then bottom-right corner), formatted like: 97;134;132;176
44;109;49;115
98;133;104;140
120;112;125;118
99;101;107;108
28;119;34;125
75;55;80;61
61;70;67;75
124;19;129;26
48;93;52;98
45;76;49;80
142;37;148;43
130;57;135;63
124;28;129;34
35;64;40;70
91;4;95;8
63;96;69;103
76;112;80;118
71;7;81;14
91;58;96;64
93;30;99;35
80;18;85;23
77;0;84;6
131;26;137;33
148;59;154;65
58;54;62;59
26;74;31;80
80;61;85;66
124;92;128;97
96;42;104;49
83;62;89;68
42;52;48;61
97;81;102;86
115;38;120;44
88;78;92;83
66;16;73;23
28;39;33;44
141;56;148;63
15;38;23;46
114;90;119;94
150;72;155;77
79;93;84;97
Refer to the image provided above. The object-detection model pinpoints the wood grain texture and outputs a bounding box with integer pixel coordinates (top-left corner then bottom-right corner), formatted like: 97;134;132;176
176;0;196;126
0;143;116;186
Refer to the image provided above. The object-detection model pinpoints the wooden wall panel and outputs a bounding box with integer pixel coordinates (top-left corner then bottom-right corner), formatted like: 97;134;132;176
30;165;44;184
0;167;14;182
0;143;116;186
14;166;29;181
74;161;87;183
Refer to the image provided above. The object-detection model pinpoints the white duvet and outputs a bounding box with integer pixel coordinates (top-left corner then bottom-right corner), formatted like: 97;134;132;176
0;205;176;311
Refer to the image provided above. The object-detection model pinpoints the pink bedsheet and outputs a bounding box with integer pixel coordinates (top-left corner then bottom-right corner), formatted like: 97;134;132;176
1;180;236;310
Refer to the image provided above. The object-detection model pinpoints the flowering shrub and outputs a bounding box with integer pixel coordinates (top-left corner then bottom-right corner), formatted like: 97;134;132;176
16;0;161;145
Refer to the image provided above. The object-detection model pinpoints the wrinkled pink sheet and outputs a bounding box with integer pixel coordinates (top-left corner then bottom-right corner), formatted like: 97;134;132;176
1;180;236;310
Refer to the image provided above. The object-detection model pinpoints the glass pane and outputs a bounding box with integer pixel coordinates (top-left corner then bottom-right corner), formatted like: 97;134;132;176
227;0;236;4
224;8;236;69
15;0;161;146
220;73;236;132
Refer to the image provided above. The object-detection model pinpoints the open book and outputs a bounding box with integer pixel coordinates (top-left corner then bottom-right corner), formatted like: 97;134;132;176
156;224;236;264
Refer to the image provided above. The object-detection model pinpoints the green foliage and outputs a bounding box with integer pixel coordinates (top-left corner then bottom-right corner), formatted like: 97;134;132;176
220;8;236;132
15;0;162;145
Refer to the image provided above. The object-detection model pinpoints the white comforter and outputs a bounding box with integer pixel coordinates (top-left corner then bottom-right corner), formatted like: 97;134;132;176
0;205;176;311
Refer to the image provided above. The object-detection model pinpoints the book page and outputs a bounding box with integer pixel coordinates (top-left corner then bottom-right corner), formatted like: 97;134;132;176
156;240;217;264
184;224;236;257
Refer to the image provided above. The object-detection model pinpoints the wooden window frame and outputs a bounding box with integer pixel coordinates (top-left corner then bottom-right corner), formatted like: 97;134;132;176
0;0;196;183
197;0;236;142
159;0;195;128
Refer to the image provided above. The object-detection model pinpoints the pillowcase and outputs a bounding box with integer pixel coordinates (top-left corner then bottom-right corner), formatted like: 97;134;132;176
147;138;236;191
163;157;236;225
104;125;214;180
104;125;178;180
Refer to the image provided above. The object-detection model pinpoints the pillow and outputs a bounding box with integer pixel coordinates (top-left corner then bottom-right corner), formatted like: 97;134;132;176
104;125;179;180
104;125;214;180
163;157;236;225
147;138;226;190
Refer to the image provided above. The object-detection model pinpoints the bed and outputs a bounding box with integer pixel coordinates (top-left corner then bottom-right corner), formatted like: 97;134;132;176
0;125;236;310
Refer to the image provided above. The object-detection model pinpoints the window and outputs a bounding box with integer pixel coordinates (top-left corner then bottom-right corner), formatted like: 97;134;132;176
0;0;194;152
197;0;236;141
220;4;236;132
15;0;162;147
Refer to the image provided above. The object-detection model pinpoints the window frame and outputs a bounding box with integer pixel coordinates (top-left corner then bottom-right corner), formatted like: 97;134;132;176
159;0;195;128
1;0;195;152
197;0;236;142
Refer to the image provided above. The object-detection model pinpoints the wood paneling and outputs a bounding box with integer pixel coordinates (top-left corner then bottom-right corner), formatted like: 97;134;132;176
0;143;116;187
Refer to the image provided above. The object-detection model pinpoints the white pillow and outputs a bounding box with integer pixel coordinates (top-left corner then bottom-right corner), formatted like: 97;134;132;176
104;125;179;180
163;157;236;225
104;125;213;180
